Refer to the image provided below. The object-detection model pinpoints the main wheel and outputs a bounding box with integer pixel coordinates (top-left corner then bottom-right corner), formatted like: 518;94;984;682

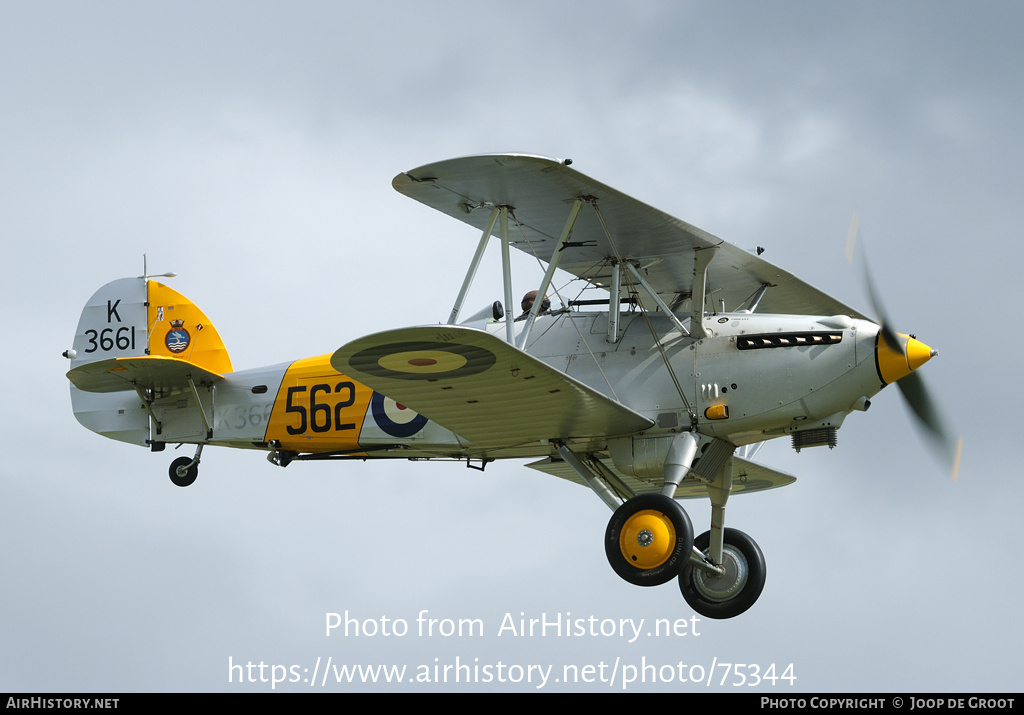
605;494;693;587
169;456;198;488
680;528;765;619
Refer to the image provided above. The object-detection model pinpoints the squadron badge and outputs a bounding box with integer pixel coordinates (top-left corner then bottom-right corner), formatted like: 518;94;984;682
165;319;190;353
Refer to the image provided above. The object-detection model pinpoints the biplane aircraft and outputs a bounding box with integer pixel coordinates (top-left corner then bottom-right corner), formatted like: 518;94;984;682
64;154;958;619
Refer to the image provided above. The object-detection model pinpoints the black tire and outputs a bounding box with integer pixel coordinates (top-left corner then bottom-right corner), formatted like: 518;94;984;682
680;528;765;619
605;494;693;587
169;456;198;488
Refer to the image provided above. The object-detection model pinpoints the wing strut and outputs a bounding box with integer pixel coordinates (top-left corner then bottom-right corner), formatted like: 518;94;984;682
625;263;690;337
448;206;500;325
690;246;718;339
607;262;621;344
518;198;584;349
621;264;697;422
584;198;696;419
557;443;623;511
555;442;643;512
187;374;214;440
587;200;691;340
132;383;162;436
739;284;770;313
499;206;515;343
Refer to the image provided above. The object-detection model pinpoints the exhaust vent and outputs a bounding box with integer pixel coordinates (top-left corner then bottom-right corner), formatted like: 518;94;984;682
737;332;843;350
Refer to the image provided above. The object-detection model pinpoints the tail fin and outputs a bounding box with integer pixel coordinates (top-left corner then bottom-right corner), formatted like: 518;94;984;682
146;280;232;373
67;277;232;374
66;277;232;445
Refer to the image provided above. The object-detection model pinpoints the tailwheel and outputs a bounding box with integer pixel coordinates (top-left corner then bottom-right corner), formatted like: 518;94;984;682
680;528;766;619
605;494;693;587
169;456;198;488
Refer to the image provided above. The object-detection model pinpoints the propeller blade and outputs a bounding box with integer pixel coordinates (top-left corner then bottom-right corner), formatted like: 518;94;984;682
896;372;963;481
844;210;860;264
846;212;961;480
862;260;905;355
846;212;903;353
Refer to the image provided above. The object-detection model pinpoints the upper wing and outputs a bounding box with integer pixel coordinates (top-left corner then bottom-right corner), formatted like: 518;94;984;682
331;325;654;449
393;154;867;319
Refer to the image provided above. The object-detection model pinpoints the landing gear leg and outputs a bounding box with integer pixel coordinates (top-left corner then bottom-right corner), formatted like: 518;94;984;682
679;461;766;618
168;444;203;487
559;437;707;589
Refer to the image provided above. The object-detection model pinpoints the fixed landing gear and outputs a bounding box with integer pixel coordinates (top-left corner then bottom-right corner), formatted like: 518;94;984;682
168;445;203;487
169;457;197;487
561;436;767;619
681;528;766;620
605;494;693;586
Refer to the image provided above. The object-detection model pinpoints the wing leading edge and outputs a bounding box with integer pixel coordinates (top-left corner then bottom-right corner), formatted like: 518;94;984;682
393;154;867;320
331;325;654;450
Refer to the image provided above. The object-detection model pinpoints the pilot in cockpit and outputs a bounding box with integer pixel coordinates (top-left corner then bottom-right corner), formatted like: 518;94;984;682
518;290;550;319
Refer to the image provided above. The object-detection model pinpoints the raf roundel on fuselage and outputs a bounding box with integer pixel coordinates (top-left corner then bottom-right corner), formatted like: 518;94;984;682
370;392;428;438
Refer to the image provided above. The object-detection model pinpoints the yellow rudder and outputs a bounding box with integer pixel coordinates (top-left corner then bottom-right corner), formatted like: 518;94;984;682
147;281;233;374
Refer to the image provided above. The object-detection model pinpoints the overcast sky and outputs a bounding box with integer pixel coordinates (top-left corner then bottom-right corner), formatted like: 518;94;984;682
2;0;1022;692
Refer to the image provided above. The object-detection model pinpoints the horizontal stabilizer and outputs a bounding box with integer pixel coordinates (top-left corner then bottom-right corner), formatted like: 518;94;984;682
331;326;654;448
67;355;224;395
526;454;796;499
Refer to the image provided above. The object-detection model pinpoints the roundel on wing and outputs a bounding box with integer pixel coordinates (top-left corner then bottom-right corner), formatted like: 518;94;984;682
370;392;428;438
349;341;496;380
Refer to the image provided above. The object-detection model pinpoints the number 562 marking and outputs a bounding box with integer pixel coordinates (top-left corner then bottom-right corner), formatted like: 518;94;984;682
285;382;356;435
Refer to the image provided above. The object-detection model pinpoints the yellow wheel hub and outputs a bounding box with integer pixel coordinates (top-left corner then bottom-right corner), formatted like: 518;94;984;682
619;509;676;569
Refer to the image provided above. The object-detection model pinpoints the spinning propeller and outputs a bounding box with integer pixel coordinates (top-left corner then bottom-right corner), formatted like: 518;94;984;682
845;212;963;480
